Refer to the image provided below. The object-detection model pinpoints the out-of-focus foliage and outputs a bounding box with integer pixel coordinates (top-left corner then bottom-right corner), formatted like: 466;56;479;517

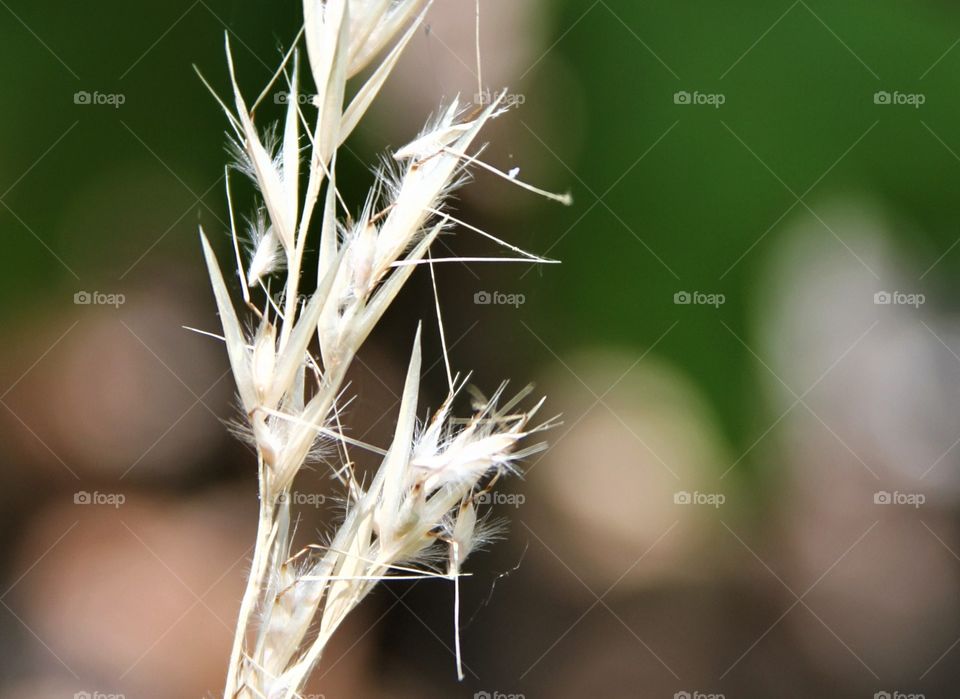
529;0;960;449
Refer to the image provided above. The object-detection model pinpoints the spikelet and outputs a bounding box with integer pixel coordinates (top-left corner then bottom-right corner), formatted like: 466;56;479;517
193;2;568;697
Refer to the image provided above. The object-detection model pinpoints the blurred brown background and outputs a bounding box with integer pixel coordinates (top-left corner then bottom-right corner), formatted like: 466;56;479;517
3;1;960;697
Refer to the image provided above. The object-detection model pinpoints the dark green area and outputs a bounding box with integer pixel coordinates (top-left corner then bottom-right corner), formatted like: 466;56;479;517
526;0;960;457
